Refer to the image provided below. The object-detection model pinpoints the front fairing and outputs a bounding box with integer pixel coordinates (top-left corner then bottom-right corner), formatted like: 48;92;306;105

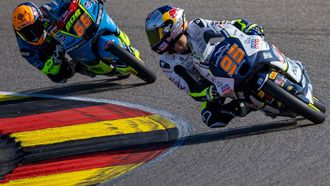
300;72;314;104
209;25;271;93
209;24;311;103
51;0;103;53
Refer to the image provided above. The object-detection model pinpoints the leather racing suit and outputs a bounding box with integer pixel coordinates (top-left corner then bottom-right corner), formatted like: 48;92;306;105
188;18;307;119
160;19;265;127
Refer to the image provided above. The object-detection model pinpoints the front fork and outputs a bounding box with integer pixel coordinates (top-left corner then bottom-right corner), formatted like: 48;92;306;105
253;70;313;110
246;71;300;117
268;72;303;96
78;35;138;76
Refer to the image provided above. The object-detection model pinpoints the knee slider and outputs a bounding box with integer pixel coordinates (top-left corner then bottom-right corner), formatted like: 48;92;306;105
201;110;228;128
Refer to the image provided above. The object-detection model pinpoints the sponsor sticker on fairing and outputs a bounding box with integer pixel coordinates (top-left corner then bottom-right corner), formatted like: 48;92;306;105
221;84;232;96
258;91;265;98
292;65;299;75
84;1;92;9
56;34;66;43
257;78;264;86
263;52;273;59
274;76;285;86
272;45;285;63
244;38;251;44
287;86;293;91
251;39;260;49
269;72;278;80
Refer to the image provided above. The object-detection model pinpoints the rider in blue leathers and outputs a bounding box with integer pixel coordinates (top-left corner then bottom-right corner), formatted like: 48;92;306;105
12;0;139;83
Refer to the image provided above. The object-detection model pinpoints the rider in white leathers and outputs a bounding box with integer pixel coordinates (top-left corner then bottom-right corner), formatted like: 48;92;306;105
145;5;267;127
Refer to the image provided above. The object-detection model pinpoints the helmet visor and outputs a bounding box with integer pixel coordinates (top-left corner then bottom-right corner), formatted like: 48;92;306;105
146;28;161;47
18;19;44;43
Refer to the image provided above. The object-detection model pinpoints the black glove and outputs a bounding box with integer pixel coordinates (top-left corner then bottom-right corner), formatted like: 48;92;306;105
234;19;265;37
246;24;265;37
206;85;220;102
47;45;76;83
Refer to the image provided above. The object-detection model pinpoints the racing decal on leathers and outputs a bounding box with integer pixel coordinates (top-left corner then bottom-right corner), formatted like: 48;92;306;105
213;77;235;98
160;60;170;69
20;49;34;57
193;19;205;28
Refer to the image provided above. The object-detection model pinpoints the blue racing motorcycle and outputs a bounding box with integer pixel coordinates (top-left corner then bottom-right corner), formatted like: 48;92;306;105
209;24;326;124
47;0;156;83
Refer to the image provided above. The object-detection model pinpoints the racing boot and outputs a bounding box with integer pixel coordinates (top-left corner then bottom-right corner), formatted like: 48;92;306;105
75;63;96;78
201;100;252;128
79;60;116;77
114;64;131;79
236;101;252;117
201;101;229;128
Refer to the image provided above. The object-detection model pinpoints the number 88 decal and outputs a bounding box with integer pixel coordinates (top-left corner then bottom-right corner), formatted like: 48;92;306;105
219;44;245;76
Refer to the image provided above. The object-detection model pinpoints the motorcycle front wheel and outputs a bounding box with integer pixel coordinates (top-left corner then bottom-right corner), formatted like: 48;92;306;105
105;43;156;84
312;96;326;113
262;79;326;124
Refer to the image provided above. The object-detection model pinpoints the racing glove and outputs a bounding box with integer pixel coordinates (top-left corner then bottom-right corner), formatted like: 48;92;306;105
246;24;265;37
42;45;65;75
233;19;265;37
48;61;75;83
43;45;75;83
206;85;220;102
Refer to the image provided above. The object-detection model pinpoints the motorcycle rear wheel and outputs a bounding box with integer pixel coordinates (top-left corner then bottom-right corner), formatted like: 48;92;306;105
262;80;326;124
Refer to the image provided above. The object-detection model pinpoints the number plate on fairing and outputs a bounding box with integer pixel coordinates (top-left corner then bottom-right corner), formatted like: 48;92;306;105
53;0;100;51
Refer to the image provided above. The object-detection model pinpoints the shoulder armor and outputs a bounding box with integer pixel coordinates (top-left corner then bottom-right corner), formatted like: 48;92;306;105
159;60;171;69
192;18;205;28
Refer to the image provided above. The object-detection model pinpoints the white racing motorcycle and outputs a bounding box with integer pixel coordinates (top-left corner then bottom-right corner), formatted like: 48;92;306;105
209;24;326;124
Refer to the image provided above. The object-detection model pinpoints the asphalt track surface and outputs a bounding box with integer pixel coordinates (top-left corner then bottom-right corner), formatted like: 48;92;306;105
0;0;329;185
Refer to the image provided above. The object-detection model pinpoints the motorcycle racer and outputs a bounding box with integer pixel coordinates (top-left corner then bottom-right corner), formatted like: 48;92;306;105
12;0;140;83
145;5;267;127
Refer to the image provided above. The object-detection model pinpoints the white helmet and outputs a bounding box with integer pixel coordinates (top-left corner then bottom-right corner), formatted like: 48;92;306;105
145;5;187;54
